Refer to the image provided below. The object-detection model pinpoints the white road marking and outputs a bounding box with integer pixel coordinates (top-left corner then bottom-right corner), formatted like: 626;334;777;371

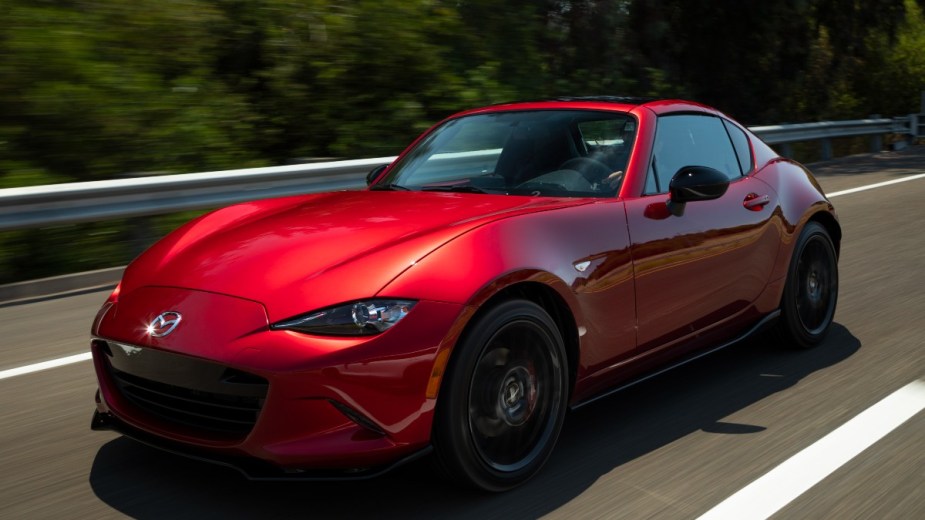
827;172;925;197
697;379;925;520
0;352;93;380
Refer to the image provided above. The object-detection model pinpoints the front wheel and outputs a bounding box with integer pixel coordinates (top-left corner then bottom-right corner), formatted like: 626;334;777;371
777;221;839;348
433;300;568;491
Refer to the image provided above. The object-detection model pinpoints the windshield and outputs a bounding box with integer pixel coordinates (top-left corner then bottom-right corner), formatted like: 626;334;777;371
376;110;636;197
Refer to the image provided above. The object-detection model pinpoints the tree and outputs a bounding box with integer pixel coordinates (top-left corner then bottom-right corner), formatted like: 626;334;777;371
0;0;261;188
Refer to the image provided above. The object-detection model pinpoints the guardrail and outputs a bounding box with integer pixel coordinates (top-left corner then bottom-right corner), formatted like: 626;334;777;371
0;157;393;232
750;116;915;160
0;113;921;233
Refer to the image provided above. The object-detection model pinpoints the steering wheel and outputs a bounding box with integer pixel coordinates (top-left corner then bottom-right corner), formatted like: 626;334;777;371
558;157;613;183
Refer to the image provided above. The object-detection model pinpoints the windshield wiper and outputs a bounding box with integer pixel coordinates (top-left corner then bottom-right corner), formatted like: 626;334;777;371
370;183;412;191
420;184;491;194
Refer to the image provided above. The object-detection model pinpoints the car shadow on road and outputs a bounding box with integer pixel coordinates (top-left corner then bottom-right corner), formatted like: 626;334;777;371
89;323;860;519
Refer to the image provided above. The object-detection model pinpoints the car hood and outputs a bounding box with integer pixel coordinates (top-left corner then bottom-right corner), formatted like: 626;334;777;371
121;190;589;322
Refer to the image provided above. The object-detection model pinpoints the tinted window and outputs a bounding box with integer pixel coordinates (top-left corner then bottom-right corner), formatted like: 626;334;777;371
381;110;636;197
723;119;753;174
577;118;635;150
646;114;741;194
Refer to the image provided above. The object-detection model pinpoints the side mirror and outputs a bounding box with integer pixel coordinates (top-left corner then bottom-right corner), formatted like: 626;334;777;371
366;164;388;186
666;166;729;217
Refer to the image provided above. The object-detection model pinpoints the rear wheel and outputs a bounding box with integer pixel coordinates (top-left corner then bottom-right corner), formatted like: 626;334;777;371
433;300;568;491
777;221;838;348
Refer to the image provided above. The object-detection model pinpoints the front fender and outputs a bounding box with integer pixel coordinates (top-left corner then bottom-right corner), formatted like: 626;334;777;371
375;202;631;328
377;201;637;401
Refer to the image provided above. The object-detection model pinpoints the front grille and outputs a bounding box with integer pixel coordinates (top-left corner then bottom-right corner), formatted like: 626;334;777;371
99;341;268;439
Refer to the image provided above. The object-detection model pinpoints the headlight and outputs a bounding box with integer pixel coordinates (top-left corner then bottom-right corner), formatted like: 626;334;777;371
271;299;416;336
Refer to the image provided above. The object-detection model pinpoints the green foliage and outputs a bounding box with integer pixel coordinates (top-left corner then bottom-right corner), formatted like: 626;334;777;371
0;0;923;283
0;0;262;179
0;223;135;284
861;0;925;116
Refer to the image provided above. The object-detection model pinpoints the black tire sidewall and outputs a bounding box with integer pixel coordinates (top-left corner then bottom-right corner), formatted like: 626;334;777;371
779;221;838;348
433;299;568;492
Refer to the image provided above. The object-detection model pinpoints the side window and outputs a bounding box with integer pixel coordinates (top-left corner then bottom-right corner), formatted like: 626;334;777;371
723;119;753;175
646;114;742;194
645;162;659;194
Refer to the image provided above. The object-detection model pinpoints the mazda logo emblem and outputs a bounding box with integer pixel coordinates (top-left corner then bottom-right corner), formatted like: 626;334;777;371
146;312;182;338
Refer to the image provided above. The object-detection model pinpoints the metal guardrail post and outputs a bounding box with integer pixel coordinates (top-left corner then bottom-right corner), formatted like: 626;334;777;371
780;143;794;158
916;113;924;139
128;216;157;259
820;139;833;161
870;115;883;152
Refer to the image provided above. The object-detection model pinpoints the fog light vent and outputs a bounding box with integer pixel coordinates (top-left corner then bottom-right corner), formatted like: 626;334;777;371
329;400;386;436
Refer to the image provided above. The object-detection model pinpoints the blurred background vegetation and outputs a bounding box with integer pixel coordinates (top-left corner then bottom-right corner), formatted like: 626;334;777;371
2;0;925;283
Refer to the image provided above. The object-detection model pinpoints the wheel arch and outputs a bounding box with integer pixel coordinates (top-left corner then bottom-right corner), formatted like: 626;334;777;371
475;281;580;399
431;275;582;405
807;209;842;259
429;282;576;490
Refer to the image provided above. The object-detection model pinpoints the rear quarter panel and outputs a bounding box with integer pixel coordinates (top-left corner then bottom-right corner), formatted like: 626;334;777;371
752;157;839;287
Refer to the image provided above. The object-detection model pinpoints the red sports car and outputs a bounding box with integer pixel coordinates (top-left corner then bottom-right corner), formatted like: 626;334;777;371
90;97;839;491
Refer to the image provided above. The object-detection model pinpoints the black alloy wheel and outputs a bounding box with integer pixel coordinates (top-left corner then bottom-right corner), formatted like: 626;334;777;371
777;221;839;348
433;299;568;491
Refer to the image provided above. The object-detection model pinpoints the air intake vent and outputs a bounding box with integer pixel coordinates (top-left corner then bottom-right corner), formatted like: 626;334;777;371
110;368;266;436
101;341;268;439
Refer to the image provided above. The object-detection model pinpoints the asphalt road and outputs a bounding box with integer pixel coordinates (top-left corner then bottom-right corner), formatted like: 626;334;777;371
2;147;924;519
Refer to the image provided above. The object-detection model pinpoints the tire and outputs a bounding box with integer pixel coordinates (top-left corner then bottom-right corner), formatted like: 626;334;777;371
776;221;839;348
433;299;569;491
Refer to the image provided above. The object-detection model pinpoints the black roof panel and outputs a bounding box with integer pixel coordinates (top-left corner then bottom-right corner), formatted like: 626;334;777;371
549;95;660;104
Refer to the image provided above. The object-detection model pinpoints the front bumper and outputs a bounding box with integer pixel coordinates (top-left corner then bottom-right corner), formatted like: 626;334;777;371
91;285;464;474
91;408;433;480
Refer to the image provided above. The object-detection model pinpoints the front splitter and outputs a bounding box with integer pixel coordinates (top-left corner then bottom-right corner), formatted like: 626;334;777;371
91;411;433;481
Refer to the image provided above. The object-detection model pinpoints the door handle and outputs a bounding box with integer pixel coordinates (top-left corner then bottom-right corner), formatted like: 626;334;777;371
743;193;770;211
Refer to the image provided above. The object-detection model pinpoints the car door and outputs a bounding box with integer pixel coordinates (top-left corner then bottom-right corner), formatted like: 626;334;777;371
625;113;781;352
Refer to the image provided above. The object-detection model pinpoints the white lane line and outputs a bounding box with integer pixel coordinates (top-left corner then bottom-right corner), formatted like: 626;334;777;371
827;172;925;197
697;378;925;520
0;352;92;380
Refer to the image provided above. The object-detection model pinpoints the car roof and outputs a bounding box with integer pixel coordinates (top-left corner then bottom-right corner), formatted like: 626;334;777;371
453;97;720;118
543;95;660;104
